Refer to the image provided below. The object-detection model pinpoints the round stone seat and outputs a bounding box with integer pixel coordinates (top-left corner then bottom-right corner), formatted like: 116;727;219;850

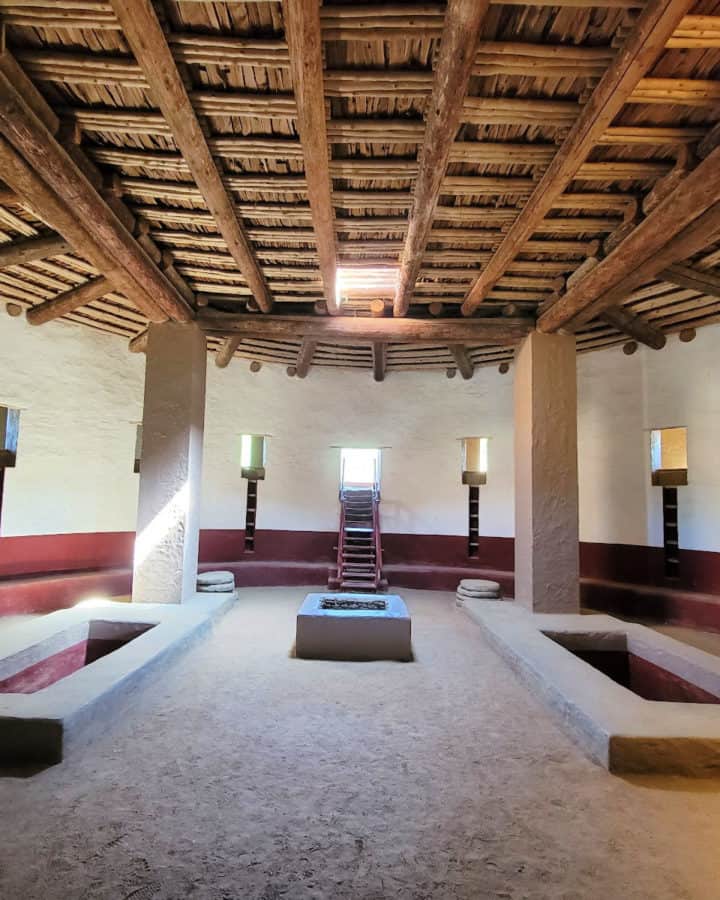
197;570;235;586
458;579;501;593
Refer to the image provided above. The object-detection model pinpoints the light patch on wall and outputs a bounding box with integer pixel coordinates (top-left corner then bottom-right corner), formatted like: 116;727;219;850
134;481;190;568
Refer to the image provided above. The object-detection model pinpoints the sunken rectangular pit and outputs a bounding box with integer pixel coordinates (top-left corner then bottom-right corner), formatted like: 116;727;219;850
0;621;155;694
296;592;412;661
462;603;720;775
0;595;233;765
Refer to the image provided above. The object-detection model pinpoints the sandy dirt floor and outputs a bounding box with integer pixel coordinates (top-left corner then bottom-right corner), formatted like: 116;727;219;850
1;587;720;900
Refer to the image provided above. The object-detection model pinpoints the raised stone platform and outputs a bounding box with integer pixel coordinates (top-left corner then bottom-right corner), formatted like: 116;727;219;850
296;592;412;661
463;601;720;775
0;593;234;765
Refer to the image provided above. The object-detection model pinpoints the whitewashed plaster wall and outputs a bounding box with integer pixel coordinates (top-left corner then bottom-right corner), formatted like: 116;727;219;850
202;354;515;536
0;316;144;536
1;311;718;551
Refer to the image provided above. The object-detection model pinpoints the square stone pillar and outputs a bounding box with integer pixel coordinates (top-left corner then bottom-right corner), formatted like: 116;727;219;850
514;330;579;613
132;322;206;604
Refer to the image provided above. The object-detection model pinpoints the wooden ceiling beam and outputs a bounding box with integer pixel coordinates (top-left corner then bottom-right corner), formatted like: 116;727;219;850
198;310;532;344
537;147;720;332
661;263;720;298
294;337;317;378
448;344;474;379
110;0;272;314
372;342;386;382
0;125;179;323
25;275;111;325
461;0;694;316
599;306;666;349
282;0;338;316
0;232;70;269
393;0;490;320
215;335;243;369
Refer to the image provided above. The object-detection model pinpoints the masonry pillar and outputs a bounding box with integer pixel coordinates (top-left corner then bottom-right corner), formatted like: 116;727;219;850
132;322;206;604
514;330;579;613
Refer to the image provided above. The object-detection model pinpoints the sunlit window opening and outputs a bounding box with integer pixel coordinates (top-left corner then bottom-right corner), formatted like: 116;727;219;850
336;267;399;307
341;447;381;489
650;426;688;486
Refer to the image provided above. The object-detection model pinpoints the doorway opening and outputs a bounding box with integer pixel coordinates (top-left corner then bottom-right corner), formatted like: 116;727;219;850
340;448;381;492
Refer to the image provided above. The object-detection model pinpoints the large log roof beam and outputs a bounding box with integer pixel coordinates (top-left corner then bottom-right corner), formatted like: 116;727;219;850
198;310;532;345
538;146;720;333
461;0;694;316
282;0;338;315
0;53;192;323
109;0;272;314
393;0;490;317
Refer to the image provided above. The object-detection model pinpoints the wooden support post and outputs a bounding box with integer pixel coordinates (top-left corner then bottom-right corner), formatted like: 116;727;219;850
0;232;70;269
394;0;490;316
461;0;694;314
282;0;338;315
26;276;111;325
372;342;386;382
448;344;474;380
215;335;243;369
295;337;317;379
109;0;272;313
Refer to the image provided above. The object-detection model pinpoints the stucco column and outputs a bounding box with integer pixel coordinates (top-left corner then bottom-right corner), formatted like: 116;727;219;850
514;330;579;613
132;322;206;603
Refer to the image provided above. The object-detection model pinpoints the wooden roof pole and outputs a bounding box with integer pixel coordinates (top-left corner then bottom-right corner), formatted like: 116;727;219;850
393;0;490;317
215;335;243;369
0;233;70;269
0;136;168;323
461;0;694;316
600;306;666;349
110;0;272;314
448;345;474;379
295;338;317;378
538;147;720;332
282;0;338;315
26;276;111;325
372;342;386;382
0;67;192;323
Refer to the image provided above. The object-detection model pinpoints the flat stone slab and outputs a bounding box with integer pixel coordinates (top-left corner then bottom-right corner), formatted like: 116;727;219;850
197;571;235;586
462;601;720;775
197;582;235;593
456;587;501;600
296;593;412;661
0;593;233;765
459;579;501;592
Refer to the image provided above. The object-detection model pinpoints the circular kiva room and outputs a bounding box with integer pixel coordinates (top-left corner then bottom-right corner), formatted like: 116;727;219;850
1;0;720;897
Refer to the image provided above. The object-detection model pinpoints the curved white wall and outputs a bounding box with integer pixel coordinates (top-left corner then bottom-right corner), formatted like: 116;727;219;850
1;312;719;553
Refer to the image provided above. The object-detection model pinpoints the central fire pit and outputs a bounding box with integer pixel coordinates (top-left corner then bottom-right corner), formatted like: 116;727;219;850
296;592;411;661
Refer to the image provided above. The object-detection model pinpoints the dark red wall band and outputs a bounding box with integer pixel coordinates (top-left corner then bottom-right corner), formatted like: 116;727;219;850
1;529;720;632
